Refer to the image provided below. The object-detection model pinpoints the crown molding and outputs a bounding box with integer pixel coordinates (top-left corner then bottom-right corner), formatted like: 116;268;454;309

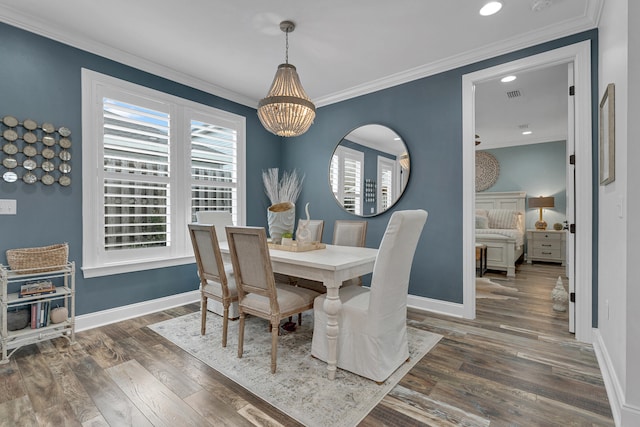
315;0;603;107
1;0;602;109
0;7;257;108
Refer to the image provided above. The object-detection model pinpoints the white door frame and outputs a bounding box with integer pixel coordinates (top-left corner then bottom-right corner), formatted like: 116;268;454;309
462;41;593;343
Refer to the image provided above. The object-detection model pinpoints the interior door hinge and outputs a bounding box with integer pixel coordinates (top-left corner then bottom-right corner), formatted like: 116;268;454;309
569;154;575;165
570;292;576;303
569;224;576;234
569;85;575;96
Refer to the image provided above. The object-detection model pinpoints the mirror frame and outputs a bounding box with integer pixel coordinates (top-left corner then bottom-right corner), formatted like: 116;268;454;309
329;124;410;217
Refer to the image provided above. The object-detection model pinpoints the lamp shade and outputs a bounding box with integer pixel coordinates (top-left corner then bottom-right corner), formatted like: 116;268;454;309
257;63;316;137
528;196;554;209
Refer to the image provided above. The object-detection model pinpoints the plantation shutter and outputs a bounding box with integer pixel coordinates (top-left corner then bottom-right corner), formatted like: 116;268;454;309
190;119;238;224
102;98;171;251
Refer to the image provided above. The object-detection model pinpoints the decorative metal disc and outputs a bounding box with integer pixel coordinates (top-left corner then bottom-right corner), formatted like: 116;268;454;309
23;145;37;157
23;172;37;184
42;122;55;133
42;160;55;172
23;119;38;130
42;135;56;146
3;171;17;182
3;157;17;169
2;116;18;127
475;151;500;192
58;126;71;137
42;174;55;185
59;175;71;186
23;159;37;170
42;148;55;159
3;129;18;141
3;143;18;155
59;137;72;148
23;131;37;143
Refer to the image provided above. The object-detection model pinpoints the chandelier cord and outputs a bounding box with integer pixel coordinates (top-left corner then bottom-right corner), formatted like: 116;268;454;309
284;28;289;64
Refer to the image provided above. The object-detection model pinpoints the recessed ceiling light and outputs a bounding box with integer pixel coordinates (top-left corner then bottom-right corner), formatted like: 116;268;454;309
480;1;503;16
501;75;517;83
522;131;533;135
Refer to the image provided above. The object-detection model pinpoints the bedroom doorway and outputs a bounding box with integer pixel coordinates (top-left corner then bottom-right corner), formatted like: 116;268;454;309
462;41;593;343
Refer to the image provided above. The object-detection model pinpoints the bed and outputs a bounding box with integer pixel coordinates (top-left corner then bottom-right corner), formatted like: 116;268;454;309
475;191;526;277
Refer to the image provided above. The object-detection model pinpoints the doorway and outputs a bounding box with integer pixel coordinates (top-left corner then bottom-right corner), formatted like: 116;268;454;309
461;41;593;343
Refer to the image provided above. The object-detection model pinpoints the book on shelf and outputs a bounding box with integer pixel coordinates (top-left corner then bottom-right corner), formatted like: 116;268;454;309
19;280;56;298
29;301;50;328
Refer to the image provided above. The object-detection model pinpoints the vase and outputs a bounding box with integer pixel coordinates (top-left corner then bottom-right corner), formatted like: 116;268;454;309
267;202;295;244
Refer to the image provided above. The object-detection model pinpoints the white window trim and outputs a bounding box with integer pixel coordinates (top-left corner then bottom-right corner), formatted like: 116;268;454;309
332;145;364;216
81;69;246;278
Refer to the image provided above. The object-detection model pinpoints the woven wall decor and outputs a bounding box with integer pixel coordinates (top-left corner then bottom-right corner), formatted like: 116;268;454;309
475;151;500;192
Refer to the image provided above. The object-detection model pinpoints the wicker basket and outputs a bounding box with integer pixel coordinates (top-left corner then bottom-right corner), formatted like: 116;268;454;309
6;243;69;274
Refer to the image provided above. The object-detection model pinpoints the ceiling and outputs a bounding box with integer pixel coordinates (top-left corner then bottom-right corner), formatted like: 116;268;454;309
0;0;601;147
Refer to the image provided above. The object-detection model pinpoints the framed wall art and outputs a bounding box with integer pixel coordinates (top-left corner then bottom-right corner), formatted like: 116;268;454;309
599;83;615;185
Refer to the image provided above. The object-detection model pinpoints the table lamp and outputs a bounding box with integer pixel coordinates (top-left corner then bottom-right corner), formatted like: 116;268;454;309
528;196;555;230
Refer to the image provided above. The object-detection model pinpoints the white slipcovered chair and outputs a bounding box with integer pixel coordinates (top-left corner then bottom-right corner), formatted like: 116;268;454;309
311;209;428;382
333;220;368;286
226;226;320;374
188;224;238;347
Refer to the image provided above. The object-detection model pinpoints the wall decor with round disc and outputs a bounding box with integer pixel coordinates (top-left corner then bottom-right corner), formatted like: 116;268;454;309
475;151;500;192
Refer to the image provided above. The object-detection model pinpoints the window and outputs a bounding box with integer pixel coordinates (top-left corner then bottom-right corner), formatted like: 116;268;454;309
82;70;245;277
377;156;396;213
330;145;363;215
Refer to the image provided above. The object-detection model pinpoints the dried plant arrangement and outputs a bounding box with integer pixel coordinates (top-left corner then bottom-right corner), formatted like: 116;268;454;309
262;168;305;205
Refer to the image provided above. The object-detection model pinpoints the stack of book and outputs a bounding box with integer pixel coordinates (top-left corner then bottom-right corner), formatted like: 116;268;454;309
30;301;52;329
18;280;56;298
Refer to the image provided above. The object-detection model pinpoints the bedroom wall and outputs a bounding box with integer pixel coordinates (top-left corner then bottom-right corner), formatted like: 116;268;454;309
479;141;567;231
0;22;282;316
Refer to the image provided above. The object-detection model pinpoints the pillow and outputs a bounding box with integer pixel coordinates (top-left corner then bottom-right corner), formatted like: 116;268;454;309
475;209;489;218
475;215;489;229
488;209;518;229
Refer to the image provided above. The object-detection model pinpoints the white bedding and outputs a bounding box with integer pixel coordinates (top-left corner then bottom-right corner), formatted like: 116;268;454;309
476;228;524;249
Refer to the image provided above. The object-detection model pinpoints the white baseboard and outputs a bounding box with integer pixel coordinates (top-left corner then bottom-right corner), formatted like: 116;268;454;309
592;329;640;427
75;290;200;332
407;294;465;318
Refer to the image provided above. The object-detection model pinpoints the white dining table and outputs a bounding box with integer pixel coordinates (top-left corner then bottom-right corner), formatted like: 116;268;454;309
218;241;378;380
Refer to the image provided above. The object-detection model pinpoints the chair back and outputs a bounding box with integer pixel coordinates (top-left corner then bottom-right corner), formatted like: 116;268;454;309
298;219;324;242
188;224;229;296
368;210;428;324
332;220;368;247
196;211;233;242
226;226;278;308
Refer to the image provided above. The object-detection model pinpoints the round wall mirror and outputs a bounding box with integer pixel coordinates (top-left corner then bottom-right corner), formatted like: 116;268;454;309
330;124;410;217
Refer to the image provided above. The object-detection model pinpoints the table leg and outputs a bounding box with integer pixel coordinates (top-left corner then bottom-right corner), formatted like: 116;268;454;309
322;282;341;380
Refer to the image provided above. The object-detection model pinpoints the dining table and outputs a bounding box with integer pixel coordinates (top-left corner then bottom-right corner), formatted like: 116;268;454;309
218;241;378;380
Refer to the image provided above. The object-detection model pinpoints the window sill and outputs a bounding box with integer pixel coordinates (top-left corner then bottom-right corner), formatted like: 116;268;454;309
81;255;195;278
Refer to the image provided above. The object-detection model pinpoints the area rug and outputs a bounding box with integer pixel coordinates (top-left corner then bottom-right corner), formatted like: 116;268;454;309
149;311;441;427
476;277;519;300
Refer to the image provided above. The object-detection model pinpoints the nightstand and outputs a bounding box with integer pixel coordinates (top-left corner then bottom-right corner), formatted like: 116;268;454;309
526;229;566;265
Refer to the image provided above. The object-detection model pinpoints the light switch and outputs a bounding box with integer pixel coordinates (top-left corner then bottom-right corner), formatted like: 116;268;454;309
0;199;17;215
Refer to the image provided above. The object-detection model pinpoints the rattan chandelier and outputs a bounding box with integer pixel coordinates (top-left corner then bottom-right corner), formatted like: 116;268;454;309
257;21;316;137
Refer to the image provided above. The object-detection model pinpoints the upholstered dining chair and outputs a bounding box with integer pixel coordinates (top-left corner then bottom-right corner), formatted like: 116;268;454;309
334;220;368;286
225;226;320;374
311;209;428;382
188;224;238;347
196;210;233;242
297;219;324;243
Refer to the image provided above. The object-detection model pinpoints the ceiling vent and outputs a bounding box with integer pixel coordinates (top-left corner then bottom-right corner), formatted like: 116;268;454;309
506;89;522;99
518;124;529;129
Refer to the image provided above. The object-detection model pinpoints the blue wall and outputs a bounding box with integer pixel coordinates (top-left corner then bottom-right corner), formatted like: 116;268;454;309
0;22;282;315
284;30;598;304
481;141;567;230
0;21;598;315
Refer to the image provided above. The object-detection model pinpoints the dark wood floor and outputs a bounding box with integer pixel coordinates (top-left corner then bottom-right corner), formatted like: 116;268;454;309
0;262;613;426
